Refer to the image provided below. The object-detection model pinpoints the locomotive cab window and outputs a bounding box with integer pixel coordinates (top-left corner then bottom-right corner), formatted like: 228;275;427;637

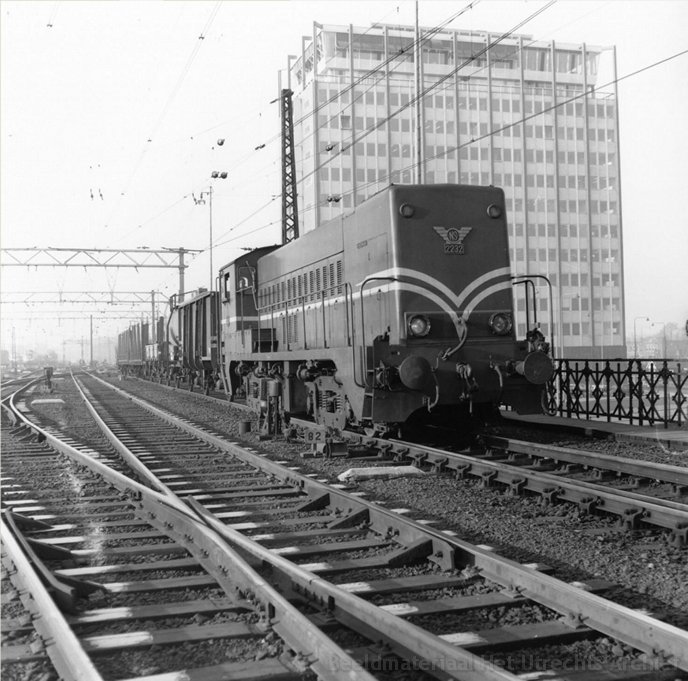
237;265;254;293
223;272;231;302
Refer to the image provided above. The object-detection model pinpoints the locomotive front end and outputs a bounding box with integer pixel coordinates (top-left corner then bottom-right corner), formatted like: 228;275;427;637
352;184;552;430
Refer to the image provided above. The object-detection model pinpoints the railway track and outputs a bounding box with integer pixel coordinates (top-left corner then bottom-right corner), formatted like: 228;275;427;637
1;384;370;680
10;372;687;678
480;434;688;497
291;424;688;546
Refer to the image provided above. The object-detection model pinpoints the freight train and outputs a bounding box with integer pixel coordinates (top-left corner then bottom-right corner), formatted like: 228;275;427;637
118;184;554;435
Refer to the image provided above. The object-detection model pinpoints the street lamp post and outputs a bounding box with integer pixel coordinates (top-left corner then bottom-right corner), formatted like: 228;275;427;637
633;316;649;358
208;186;213;290
652;322;667;358
193;171;227;291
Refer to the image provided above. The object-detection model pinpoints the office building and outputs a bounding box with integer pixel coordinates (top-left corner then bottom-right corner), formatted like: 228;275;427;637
285;22;625;357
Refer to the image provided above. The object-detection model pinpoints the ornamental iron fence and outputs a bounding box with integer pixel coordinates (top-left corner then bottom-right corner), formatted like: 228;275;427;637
544;359;687;429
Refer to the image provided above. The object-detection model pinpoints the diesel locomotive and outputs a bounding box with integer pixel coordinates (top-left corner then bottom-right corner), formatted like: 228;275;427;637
118;184;554;435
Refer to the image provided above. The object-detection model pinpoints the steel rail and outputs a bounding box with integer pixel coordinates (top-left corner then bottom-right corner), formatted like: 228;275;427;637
71;373;181;500
482;435;688;488
1;517;104;681
7;388;375;681
87;375;688;671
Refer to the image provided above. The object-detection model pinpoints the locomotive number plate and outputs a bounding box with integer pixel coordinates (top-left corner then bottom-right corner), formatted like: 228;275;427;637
433;226;472;254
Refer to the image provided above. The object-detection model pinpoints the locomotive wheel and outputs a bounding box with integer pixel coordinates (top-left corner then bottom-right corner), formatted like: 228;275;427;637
541;384;557;416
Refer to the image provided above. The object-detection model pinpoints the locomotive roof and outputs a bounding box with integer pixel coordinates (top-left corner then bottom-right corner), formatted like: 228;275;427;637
218;244;280;272
256;212;345;281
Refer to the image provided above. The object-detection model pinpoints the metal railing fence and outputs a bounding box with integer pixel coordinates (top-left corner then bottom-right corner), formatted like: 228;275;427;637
544;358;687;429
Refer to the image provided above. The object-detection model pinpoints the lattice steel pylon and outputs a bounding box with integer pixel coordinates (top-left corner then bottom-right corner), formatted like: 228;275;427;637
281;89;299;244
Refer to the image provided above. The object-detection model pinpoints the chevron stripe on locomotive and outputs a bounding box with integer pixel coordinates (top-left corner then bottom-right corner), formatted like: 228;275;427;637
118;184;554;435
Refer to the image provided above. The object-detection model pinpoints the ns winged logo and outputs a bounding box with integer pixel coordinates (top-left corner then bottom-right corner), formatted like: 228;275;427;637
432;226;473;254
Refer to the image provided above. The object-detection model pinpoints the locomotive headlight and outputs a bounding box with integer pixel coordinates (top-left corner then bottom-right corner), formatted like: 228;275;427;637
487;203;502;219
488;312;513;335
399;203;415;218
408;314;431;337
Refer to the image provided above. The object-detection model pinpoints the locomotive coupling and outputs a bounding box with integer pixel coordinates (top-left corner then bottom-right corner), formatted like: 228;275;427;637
296;362;320;382
375;362;400;390
456;362;479;396
234;362;252;377
514;351;555;385
455;362;472;380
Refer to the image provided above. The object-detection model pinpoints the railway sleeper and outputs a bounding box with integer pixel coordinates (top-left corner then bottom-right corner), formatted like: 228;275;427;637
349;621;595;671
346;442;377;458
293;492;330;513
328;509;369;529
80;622;261;654
593;468;618;481
476;447;509;461
506;451;531;464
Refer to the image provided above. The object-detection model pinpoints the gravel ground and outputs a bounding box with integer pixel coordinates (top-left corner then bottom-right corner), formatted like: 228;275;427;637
99;376;688;632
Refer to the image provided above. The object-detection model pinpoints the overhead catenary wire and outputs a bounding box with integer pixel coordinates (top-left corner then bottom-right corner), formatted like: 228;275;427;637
120;194;194;242
193;2;480;199
121;2;488;254
133;2;443;207
45;1;60;27
103;2;223;231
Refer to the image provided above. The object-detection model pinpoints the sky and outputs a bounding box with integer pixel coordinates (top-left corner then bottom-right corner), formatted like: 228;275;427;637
1;0;687;362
